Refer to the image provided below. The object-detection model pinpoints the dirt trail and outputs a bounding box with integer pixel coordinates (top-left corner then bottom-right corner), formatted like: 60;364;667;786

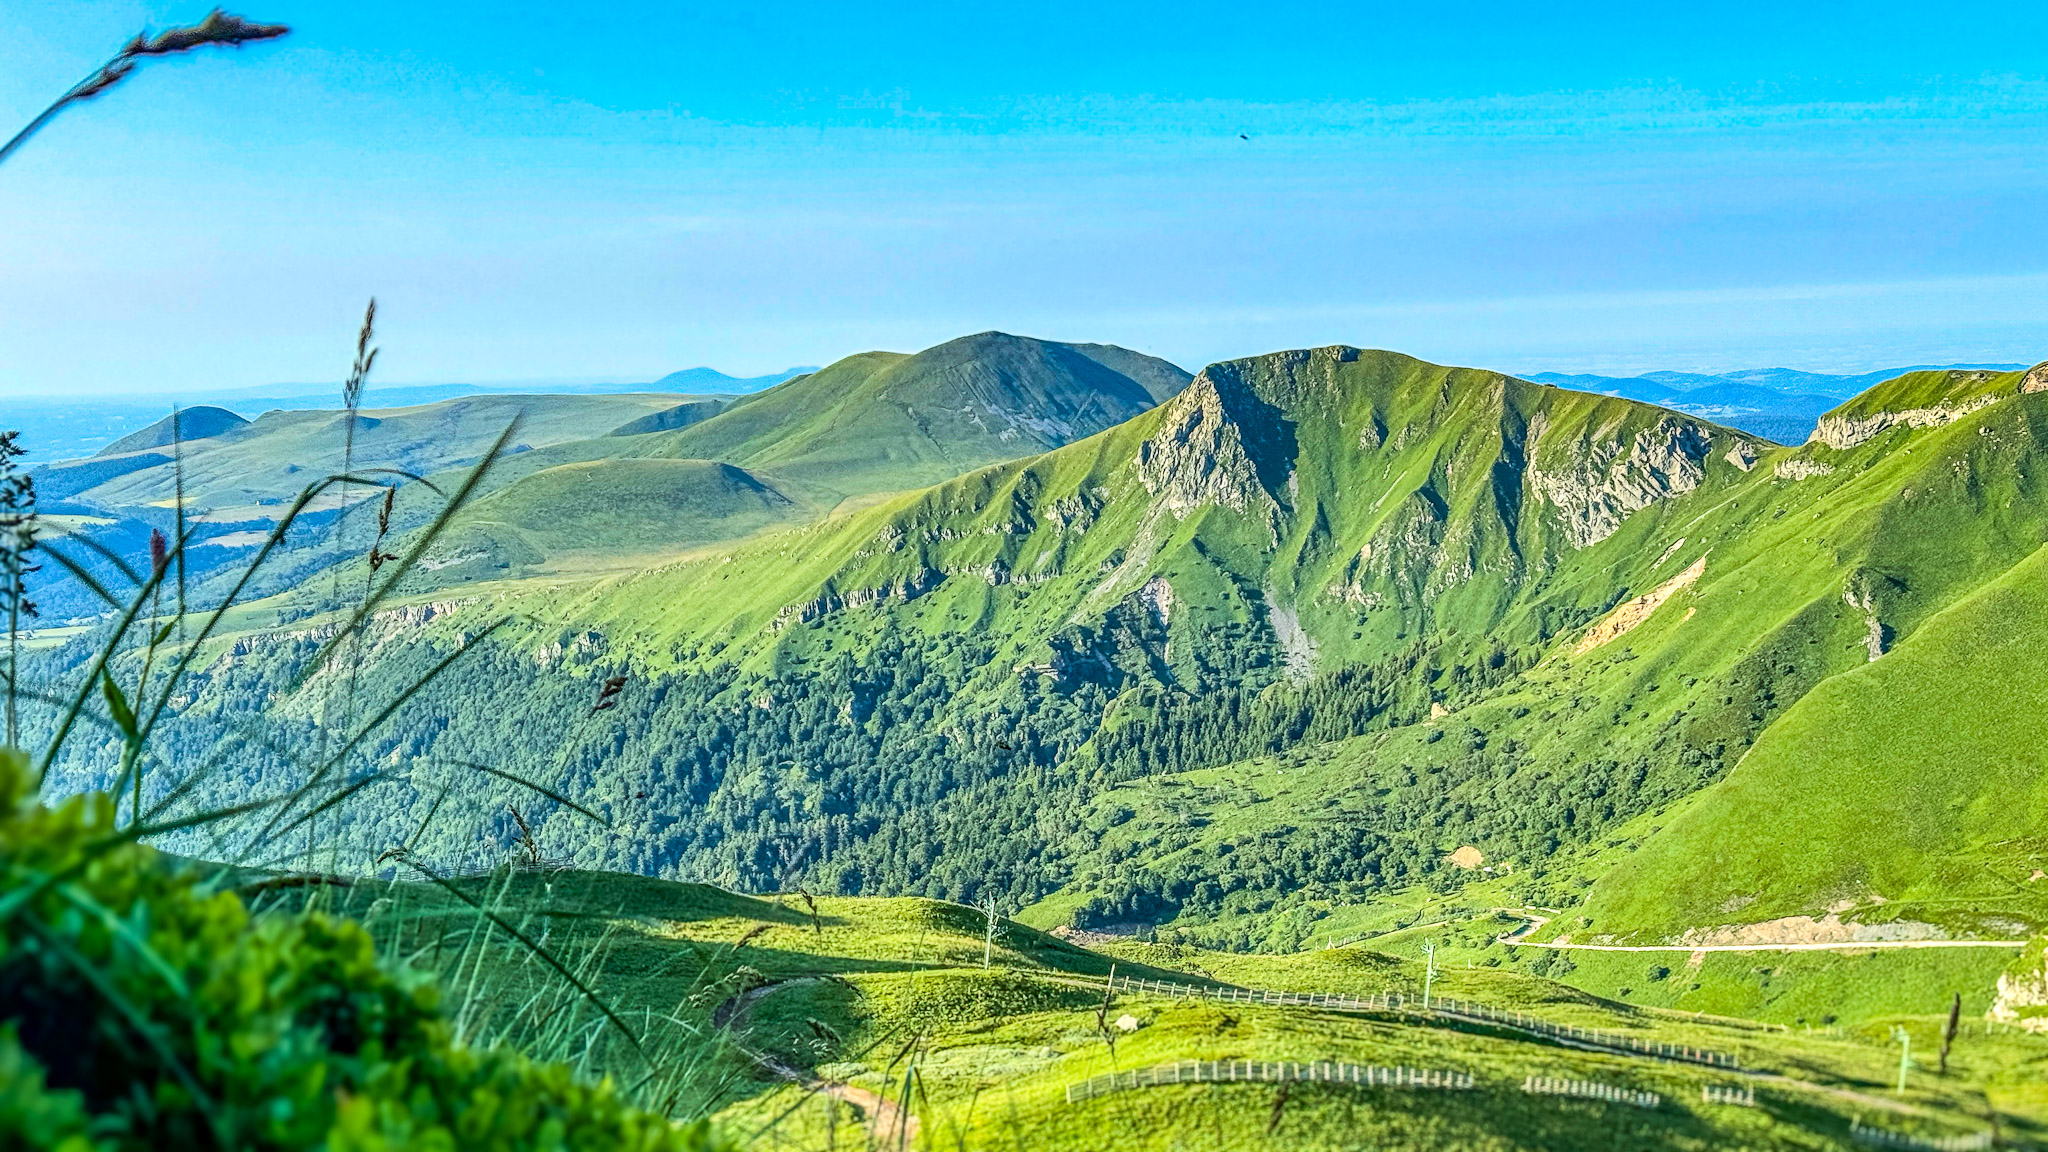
718;979;922;1148
1495;909;2023;953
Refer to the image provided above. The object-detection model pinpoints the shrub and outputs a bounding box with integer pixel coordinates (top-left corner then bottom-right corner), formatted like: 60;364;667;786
0;748;730;1152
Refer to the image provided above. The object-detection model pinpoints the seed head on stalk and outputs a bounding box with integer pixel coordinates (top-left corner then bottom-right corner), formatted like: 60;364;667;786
0;11;290;168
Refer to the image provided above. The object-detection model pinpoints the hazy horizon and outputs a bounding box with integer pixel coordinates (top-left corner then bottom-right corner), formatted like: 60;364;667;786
4;1;2047;398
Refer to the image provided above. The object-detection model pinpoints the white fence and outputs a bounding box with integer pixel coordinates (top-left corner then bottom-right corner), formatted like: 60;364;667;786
1066;1060;1475;1103
1522;1075;1660;1109
1701;1083;1756;1107
1849;1122;1995;1151
1106;975;1737;1068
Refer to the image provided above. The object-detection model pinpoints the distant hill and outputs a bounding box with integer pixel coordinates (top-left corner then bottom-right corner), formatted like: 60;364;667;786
1527;363;2029;444
37;393;693;514
95;406;250;456
648;366;815;392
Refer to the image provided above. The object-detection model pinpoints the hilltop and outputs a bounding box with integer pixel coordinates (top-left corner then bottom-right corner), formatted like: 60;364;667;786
95;405;250;456
622;330;1191;502
650;365;816;392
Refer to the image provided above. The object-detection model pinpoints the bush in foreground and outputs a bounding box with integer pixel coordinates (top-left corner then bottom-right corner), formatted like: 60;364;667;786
0;749;731;1151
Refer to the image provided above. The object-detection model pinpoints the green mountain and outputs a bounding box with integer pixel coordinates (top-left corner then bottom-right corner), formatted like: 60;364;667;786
44;347;2048;971
381;332;1192;585
623;330;1191;502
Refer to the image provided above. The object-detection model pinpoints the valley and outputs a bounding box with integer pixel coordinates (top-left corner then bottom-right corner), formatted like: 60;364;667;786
15;334;2048;1148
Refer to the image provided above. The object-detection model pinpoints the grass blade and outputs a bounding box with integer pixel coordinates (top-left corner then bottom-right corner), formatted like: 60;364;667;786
293;420;520;695
445;760;612;828
398;856;651;1066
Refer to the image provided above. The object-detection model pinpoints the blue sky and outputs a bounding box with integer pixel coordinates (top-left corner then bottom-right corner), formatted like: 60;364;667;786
2;1;2047;397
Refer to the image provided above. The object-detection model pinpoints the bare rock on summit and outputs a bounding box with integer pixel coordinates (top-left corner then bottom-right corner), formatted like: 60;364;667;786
1808;392;2003;450
1134;373;1281;522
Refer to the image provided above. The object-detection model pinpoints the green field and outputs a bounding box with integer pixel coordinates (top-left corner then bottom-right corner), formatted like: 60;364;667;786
283;867;2046;1151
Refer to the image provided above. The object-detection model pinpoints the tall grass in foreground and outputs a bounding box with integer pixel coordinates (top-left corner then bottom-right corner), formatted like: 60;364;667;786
3;371;748;1146
3;57;743;1130
0;16;788;1147
3;349;757;1123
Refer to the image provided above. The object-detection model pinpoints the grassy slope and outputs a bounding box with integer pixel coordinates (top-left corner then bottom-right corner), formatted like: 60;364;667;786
1579;536;2048;939
48;392;691;514
431;458;798;573
305;868;2042;1151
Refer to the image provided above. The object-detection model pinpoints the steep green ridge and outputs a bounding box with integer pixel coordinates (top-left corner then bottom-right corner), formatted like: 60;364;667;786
1580;537;2048;939
572;345;1762;673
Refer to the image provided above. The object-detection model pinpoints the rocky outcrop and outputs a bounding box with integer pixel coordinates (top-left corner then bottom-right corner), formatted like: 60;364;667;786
1264;591;1316;682
1842;583;1891;661
773;568;944;630
1574;556;1706;654
1774;458;1835;480
1139;576;1174;626
1337;488;1447;605
1133;374;1281;522
1676;914;1944;947
2023;362;2048;395
1723;442;1756;472
1808;392;2002;450
1991;941;2048;1032
1532;418;1712;548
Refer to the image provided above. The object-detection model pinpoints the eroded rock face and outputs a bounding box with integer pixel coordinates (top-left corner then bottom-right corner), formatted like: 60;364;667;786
1133;373;1281;521
1808;393;2002;450
1575;556;1705;654
2023;362;2048;395
1532;418;1712;548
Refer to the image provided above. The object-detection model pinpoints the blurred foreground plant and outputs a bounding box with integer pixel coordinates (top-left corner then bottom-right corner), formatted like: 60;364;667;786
0;747;731;1151
0;10;289;168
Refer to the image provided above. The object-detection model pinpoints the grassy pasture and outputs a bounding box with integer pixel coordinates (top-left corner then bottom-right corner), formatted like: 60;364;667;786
269;867;2047;1150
